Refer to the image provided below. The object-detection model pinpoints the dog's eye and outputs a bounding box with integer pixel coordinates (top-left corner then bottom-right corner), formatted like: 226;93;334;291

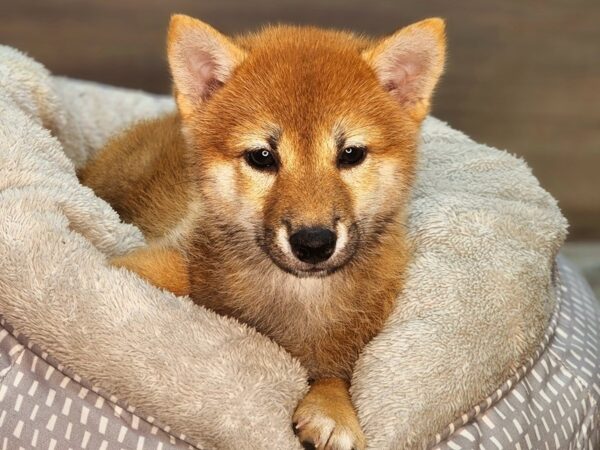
245;149;277;170
338;146;367;168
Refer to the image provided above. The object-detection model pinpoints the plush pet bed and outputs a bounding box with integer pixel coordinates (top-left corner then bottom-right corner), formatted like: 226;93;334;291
0;45;597;449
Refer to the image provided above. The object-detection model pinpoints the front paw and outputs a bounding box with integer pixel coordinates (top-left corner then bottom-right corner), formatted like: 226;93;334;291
110;246;190;296
293;379;365;450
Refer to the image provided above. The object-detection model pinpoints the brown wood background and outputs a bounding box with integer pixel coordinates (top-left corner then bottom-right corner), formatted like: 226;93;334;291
2;0;599;239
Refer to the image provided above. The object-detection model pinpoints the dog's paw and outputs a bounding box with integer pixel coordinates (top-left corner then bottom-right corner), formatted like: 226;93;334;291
293;392;365;450
109;246;190;296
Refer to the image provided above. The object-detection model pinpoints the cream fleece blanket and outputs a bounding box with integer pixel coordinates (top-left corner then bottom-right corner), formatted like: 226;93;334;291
0;46;567;449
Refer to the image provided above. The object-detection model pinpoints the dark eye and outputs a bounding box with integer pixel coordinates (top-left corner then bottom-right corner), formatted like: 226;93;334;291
338;146;367;168
245;148;277;170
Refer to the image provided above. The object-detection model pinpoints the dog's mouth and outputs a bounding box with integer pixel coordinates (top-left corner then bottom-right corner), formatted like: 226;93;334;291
270;260;342;278
258;222;359;278
264;253;353;278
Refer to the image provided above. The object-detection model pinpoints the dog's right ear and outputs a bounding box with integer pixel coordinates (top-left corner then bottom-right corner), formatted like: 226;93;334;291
167;14;246;116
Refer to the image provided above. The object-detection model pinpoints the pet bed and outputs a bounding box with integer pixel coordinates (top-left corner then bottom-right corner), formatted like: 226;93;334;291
0;45;597;449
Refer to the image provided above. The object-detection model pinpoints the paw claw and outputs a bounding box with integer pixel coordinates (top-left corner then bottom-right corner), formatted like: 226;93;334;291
293;379;365;450
302;442;317;450
296;418;309;429
293;408;364;450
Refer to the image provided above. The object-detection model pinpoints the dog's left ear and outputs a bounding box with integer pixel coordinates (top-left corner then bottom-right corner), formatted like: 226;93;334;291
363;18;446;121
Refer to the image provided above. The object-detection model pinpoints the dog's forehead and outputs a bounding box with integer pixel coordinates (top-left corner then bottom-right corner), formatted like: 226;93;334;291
228;45;383;146
208;29;409;156
243;31;375;93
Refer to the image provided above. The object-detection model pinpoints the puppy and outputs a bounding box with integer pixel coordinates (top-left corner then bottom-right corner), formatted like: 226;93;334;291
80;14;445;449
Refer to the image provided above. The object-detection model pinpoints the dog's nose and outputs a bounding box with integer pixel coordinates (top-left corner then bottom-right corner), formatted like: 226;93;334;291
289;227;337;264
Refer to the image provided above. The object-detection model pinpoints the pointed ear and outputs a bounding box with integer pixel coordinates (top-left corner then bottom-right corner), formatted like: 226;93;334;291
167;14;246;116
363;18;446;121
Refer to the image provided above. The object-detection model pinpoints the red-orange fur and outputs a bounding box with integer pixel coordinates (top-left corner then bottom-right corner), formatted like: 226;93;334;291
80;16;445;449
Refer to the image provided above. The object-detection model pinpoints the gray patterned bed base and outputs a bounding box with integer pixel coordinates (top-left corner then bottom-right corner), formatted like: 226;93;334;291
1;256;598;450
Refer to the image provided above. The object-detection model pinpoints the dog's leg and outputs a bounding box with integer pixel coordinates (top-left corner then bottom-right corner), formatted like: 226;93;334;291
110;245;190;296
293;377;365;450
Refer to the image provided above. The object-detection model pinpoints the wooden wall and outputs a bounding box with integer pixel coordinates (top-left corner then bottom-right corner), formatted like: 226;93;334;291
2;0;598;239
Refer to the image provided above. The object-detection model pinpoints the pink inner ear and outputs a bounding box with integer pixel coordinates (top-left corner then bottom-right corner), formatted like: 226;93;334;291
189;49;216;84
186;48;222;100
383;55;426;103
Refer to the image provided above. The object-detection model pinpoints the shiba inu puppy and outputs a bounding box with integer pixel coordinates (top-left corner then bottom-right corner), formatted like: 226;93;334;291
80;14;445;450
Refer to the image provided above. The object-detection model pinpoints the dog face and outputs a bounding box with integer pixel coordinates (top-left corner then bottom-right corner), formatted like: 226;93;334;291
168;16;445;277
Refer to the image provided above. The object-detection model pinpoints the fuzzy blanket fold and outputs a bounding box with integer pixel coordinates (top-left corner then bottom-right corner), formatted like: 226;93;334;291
0;45;567;449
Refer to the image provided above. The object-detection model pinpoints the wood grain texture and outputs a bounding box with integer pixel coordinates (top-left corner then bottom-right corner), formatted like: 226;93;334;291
2;0;598;238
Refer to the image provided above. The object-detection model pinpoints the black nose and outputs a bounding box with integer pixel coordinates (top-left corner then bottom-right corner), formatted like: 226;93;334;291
289;227;337;264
